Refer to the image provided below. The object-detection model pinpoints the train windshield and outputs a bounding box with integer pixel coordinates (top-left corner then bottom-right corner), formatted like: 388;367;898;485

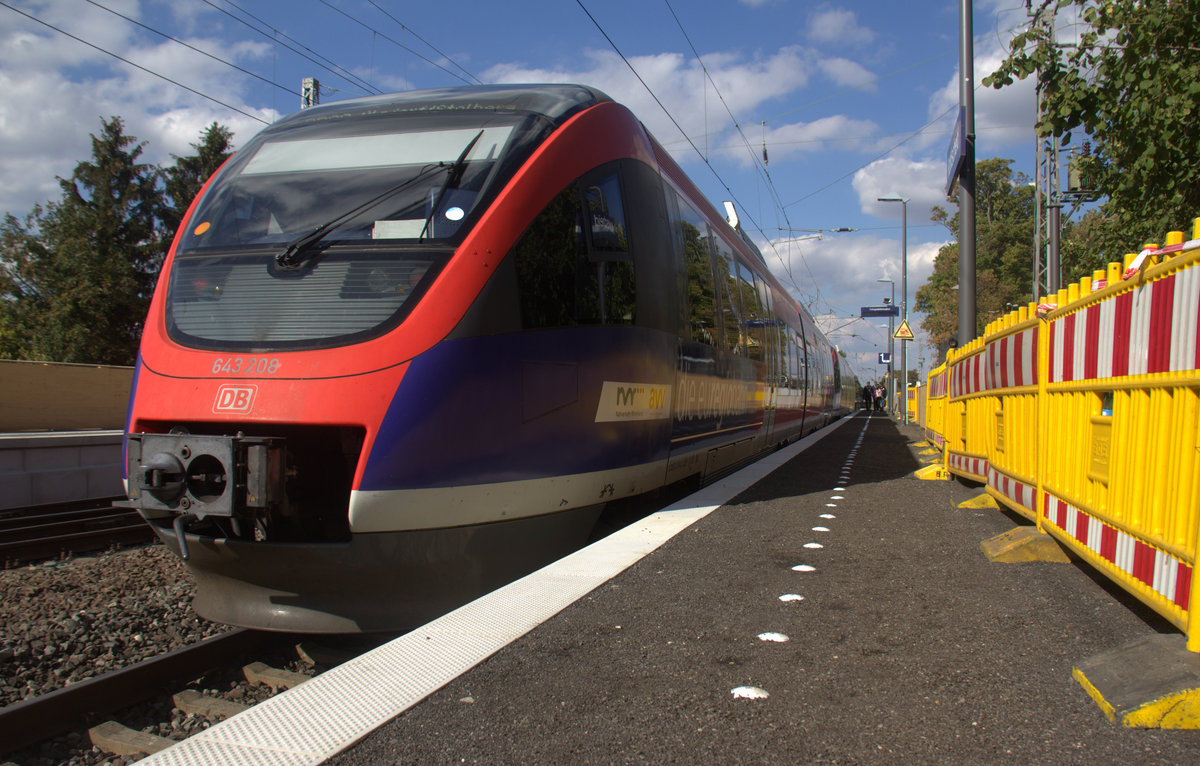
177;122;519;253
166;109;544;350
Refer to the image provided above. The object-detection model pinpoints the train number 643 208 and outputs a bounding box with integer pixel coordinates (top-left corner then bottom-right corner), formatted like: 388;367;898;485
211;357;280;375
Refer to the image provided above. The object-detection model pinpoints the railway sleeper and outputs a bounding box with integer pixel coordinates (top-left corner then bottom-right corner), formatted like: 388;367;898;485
172;688;248;720
87;719;175;757
243;660;311;690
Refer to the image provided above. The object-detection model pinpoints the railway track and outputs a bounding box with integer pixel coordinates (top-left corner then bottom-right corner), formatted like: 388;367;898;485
0;498;153;565
0;628;311;759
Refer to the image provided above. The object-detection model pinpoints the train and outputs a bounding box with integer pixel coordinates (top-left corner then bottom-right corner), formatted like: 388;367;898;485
122;84;854;633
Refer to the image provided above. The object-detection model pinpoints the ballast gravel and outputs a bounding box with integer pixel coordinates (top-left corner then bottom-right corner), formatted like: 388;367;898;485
1;544;236;765
0;544;222;710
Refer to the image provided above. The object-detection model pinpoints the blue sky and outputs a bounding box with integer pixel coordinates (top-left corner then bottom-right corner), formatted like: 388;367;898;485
0;0;1042;382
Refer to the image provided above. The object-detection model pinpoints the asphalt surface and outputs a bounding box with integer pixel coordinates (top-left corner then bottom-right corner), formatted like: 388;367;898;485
330;412;1200;764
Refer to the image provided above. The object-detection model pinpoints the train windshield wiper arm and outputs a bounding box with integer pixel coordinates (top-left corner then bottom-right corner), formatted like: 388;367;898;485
418;129;484;242
273;163;442;270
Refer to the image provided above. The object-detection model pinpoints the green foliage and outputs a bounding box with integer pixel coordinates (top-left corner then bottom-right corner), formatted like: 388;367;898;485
162;122;234;237
915;159;1035;352
984;0;1200;248
0;118;236;365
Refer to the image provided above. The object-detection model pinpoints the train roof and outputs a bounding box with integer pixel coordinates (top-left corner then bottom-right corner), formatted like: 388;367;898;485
270;84;613;132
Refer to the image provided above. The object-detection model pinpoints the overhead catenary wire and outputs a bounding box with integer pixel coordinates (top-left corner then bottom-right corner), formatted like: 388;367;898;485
575;0;834;312
363;0;482;85
82;0;294;98
660;0;806;293
201;0;380;96
0;0;270;125
317;0;479;86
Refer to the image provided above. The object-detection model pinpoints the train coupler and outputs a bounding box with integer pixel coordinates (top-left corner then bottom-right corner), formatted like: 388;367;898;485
125;432;286;520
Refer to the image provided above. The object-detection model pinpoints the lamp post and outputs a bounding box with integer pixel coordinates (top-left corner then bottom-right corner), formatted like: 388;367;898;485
878;195;909;424
877;278;894;413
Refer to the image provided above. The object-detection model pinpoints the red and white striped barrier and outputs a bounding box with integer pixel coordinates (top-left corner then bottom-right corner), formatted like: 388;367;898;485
987;325;1038;389
987;465;1035;515
1049;268;1200;382
1044;494;1192;611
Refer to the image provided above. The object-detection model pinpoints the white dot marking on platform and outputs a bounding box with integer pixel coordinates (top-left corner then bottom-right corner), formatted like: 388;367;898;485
820;514;836;519
792;564;816;572
758;632;790;643
732;686;769;699
803;542;824;549
812;526;830;532
778;594;804;602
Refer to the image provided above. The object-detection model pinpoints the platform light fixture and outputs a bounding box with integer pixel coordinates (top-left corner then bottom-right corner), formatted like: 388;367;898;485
877;195;909;424
877;278;895;413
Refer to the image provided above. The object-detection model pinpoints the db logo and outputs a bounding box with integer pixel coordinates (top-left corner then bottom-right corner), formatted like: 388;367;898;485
213;385;257;414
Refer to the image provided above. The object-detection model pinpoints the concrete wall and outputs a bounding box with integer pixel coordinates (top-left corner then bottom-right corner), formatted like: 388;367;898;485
0;361;132;508
0;360;133;431
0;431;124;509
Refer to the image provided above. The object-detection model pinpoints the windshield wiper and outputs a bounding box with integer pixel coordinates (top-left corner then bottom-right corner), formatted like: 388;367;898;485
273;163;442;270
418;129;485;242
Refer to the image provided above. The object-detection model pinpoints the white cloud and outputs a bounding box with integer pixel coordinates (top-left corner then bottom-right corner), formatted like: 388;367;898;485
485;46;818;161
0;0;274;217
807;7;875;45
852;157;949;223
926;17;1037;155
818;58;877;90
752;115;883;166
758;230;945;381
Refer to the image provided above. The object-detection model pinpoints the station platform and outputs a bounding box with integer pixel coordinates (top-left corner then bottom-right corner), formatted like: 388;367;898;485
146;412;1200;764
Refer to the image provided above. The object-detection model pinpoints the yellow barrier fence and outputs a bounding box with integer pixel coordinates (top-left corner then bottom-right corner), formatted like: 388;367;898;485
927;217;1200;650
925;362;947;451
945;336;990;483
1040;233;1200;650
982;306;1041;520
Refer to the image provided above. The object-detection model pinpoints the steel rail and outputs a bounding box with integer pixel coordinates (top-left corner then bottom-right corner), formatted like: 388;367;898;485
0;628;277;755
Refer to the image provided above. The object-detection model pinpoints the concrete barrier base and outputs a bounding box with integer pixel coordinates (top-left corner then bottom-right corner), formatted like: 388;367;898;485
1074;634;1200;728
914;464;949;480
959;493;999;510
980;526;1071;563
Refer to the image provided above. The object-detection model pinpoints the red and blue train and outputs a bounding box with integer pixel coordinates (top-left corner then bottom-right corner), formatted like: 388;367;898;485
123;84;853;632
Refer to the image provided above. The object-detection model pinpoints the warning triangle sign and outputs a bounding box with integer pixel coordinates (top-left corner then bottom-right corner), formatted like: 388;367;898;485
894;319;915;341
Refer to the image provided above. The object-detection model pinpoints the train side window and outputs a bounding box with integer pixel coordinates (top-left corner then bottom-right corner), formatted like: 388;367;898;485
513;167;636;329
675;196;719;346
737;262;764;362
581;172;634;325
713;239;742;354
584;176;628;255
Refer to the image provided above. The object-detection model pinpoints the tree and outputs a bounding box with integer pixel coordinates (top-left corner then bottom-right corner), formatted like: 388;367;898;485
984;0;1200;249
162;122;234;237
0;117;165;364
915;159;1035;352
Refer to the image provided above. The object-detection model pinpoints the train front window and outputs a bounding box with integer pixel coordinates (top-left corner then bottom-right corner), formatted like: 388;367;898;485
177;124;516;253
168;250;445;349
165;109;551;350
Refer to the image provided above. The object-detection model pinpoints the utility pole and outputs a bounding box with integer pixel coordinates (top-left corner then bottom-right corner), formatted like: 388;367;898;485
1031;5;1061;299
301;78;321;109
957;0;977;347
